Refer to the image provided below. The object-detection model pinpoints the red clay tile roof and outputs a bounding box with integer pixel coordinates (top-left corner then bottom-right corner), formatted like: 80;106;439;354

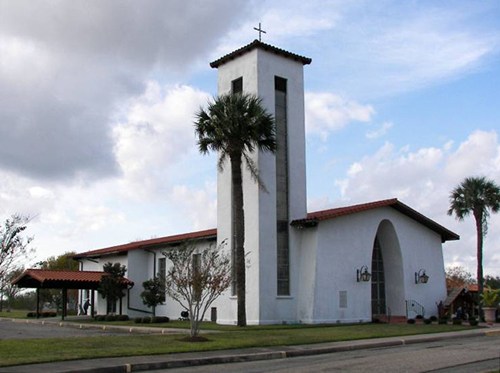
291;198;459;243
12;269;133;289
73;228;217;259
210;39;312;68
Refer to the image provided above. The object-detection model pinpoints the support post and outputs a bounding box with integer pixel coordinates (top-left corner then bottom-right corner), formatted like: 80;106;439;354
36;288;40;319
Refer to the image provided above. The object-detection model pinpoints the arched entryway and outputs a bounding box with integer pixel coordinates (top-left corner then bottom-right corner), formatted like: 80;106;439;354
371;220;405;321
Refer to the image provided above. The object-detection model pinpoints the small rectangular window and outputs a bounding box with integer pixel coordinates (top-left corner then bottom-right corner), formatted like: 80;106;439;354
232;77;243;94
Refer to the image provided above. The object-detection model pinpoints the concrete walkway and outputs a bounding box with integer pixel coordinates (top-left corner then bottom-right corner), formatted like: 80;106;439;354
1;319;500;373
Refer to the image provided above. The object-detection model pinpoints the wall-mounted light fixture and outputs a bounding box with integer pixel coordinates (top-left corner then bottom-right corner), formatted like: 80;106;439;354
357;265;371;282
415;269;429;284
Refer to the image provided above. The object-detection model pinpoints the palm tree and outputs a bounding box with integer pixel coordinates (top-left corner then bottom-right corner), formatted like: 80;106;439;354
447;176;500;304
195;93;276;326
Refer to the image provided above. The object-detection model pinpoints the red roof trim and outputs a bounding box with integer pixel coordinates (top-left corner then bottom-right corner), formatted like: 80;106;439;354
210;39;312;68
291;198;459;242
73;228;217;259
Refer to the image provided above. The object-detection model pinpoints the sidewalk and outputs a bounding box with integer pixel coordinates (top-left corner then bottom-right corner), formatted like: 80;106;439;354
1;321;500;373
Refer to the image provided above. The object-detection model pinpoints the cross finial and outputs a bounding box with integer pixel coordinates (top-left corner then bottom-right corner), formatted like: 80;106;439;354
253;22;266;41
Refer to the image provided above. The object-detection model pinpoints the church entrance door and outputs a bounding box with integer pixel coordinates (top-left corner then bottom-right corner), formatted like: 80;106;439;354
371;237;386;318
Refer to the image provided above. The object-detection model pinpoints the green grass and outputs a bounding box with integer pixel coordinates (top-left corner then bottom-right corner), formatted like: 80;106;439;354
0;323;475;367
0;310;31;319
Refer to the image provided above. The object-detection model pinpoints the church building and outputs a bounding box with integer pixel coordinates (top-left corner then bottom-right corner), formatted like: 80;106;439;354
75;40;459;324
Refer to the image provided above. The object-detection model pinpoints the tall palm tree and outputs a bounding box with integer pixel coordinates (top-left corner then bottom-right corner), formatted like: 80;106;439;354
448;176;500;304
194;93;276;326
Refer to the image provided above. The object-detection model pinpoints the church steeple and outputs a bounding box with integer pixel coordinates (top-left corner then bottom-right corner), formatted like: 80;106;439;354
211;40;310;324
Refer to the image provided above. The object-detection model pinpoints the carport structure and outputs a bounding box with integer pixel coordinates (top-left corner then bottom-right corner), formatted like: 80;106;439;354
12;269;134;320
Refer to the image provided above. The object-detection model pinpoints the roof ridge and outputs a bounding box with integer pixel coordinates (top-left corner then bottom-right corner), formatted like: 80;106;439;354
210;39;311;68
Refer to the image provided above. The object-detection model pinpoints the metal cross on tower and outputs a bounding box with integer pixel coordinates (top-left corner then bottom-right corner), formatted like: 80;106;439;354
253;22;266;41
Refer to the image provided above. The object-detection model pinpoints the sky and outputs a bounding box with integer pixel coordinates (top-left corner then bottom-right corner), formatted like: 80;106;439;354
1;0;500;277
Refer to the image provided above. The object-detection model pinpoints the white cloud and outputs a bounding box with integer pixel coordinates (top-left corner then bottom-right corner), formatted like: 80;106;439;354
333;130;500;275
305;92;375;140
170;182;217;231
113;83;210;199
366;122;393;139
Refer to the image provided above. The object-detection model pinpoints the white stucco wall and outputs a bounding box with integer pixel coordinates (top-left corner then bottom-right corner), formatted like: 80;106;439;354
299;207;447;323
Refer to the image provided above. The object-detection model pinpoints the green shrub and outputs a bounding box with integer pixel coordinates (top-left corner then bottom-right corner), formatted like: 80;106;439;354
429;316;438;322
134;317;143;323
105;314;117;322
142;316;152;323
117;315;129;321
469;319;479;326
452;318;462;325
407;319;416;324
153;316;169;323
94;315;106;321
438;318;448;325
423;318;432;324
415;315;423;320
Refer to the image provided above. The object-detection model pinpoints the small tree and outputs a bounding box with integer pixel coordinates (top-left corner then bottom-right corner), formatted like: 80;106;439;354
140;277;165;316
0;214;34;312
163;241;231;339
97;263;127;315
485;275;500;290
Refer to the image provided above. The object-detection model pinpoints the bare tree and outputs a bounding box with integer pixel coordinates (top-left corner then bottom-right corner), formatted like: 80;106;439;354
3;267;24;312
445;266;475;290
162;241;231;339
0;214;34;311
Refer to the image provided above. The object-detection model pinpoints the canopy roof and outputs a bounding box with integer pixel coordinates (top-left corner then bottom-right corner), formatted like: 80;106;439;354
12;269;134;290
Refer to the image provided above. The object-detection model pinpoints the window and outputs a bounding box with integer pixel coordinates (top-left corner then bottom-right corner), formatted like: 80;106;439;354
192;253;201;301
232;77;243;94
275;76;290;296
158;257;166;279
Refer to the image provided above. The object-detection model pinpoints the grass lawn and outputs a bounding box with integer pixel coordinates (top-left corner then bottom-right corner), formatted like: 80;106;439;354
0;321;475;367
0;310;31;319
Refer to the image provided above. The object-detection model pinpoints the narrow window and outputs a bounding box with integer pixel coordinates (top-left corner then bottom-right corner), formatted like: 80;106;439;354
229;78;241;296
192;253;201;301
275;76;290;296
158;257;166;279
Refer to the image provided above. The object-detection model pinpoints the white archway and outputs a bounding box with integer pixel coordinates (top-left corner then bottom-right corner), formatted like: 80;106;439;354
372;219;406;319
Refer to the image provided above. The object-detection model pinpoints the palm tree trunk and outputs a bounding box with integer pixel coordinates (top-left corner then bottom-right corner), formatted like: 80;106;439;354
231;153;246;327
475;212;484;317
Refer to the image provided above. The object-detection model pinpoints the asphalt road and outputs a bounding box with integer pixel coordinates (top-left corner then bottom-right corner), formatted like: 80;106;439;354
0;318;127;339
155;335;500;373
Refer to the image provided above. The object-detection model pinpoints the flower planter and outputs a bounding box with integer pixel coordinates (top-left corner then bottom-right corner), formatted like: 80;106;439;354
483;307;497;323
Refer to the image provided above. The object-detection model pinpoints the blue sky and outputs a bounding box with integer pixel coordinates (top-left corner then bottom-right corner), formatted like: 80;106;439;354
1;0;500;277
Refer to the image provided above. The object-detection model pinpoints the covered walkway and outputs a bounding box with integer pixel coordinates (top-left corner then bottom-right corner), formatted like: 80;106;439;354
12;269;134;320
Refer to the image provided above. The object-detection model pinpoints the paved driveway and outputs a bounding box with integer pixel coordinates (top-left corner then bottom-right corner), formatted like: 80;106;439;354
0;318;129;339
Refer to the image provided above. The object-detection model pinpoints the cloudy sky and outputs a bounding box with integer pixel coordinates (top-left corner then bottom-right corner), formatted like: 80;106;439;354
1;0;500;276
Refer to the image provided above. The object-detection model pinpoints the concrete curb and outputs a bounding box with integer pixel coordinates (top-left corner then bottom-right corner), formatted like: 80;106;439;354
52;328;497;373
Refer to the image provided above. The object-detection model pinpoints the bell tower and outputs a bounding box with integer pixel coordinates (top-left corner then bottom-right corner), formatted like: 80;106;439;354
210;40;311;324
